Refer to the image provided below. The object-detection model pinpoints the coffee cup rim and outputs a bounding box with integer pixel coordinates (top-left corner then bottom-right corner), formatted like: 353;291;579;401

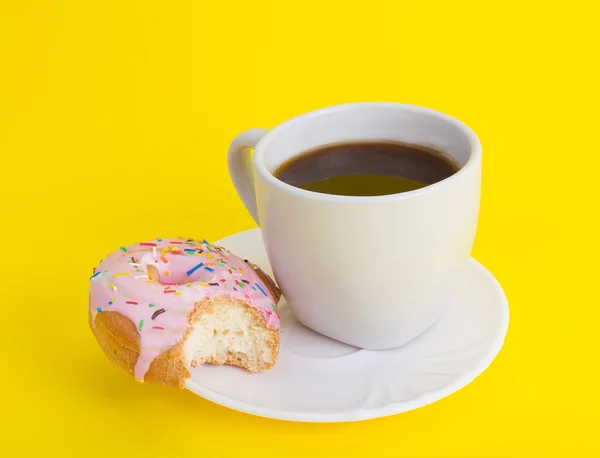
253;102;482;203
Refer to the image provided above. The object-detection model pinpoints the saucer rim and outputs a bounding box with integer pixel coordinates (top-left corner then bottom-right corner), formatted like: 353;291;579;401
185;229;509;423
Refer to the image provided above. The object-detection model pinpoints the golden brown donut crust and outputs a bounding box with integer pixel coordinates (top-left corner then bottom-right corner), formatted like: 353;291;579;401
89;295;280;388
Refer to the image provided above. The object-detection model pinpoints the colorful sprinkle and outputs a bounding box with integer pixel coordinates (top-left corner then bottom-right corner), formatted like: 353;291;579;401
151;309;166;320
170;241;183;244
134;275;149;279
165;271;170;276
152;326;165;331
102;270;109;276
96;307;102;312
120;246;128;252
90;272;101;280
156;238;162;242
241;279;249;284
164;289;176;294
184;248;195;254
255;283;268;297
203;239;210;245
111;284;117;291
208;282;219;286
186;262;204;276
152;246;157;258
125;300;138;305
149;303;155;308
138;320;144;331
237;280;245;288
174;292;182;296
113;272;130;277
204;266;215;272
140;242;157;246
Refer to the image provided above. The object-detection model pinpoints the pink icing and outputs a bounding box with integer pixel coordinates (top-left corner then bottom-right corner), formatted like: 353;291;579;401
89;238;280;380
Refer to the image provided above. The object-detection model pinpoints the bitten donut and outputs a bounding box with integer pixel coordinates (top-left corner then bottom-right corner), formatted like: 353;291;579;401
88;237;281;387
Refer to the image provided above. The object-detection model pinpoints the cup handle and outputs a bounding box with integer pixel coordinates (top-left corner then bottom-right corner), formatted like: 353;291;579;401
227;128;269;225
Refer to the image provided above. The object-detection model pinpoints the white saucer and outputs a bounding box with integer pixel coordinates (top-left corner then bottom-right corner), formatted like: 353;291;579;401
185;229;509;422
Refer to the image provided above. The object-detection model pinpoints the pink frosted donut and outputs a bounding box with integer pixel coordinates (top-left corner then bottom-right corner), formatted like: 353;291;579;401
88;237;281;387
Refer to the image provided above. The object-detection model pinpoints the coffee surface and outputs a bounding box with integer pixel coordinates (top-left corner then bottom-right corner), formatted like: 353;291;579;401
274;141;459;196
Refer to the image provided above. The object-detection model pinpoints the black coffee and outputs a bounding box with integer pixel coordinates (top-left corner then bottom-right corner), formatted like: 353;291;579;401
274;141;460;196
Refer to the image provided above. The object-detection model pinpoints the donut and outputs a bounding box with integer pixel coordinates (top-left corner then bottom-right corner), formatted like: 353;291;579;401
88;237;281;387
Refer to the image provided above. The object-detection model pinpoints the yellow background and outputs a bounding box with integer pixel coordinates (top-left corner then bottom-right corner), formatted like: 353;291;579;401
1;0;598;456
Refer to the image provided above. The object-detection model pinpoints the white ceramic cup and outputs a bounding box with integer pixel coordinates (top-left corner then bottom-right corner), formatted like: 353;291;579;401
228;103;481;349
